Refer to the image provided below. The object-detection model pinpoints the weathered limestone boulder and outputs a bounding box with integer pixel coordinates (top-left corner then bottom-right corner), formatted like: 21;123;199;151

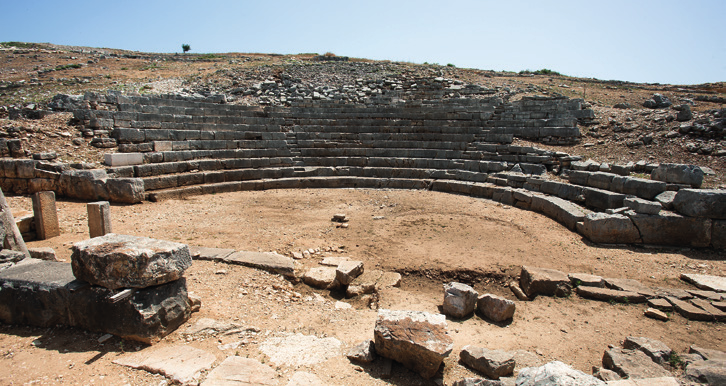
593;367;621;381
336;260;364;285
579;212;641;244
665;296;716;321
623;337;673;365
672;189;726;219
651;163;703;188
71;234;192;290
373;309;453;379
516;361;605;385
603;348;672;379
460;346;515;379
477;293;515;322
443;282;479;318
0;259;192;343
303;267;337;289
519;266;571;298
346;339;376;363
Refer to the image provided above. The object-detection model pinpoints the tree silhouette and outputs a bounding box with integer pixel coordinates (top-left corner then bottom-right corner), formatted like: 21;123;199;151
182;44;191;54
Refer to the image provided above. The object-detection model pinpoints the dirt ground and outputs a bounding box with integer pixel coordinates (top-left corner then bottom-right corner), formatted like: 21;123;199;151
1;188;724;385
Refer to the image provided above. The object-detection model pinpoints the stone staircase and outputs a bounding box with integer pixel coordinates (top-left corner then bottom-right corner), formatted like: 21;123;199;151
2;90;723;249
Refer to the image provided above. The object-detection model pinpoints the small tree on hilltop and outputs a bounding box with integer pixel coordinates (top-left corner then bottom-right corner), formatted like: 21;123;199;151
182;44;191;54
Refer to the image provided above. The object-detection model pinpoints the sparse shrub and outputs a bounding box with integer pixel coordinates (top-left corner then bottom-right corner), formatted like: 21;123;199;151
447;63;455;67
668;352;683;368
324;52;336;57
182;44;191;53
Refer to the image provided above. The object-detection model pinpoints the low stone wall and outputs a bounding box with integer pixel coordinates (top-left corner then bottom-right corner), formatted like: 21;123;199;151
0;159;144;203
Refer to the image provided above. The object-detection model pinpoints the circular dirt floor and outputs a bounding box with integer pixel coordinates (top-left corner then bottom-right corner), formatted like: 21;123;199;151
1;188;725;385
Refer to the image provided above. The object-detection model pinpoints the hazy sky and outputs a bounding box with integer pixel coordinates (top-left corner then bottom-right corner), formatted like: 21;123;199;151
2;0;724;85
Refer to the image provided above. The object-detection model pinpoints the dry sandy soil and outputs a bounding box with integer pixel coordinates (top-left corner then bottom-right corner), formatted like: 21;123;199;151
1;188;724;385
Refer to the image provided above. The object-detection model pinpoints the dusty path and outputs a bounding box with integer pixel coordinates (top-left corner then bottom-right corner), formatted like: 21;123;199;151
1;188;724;385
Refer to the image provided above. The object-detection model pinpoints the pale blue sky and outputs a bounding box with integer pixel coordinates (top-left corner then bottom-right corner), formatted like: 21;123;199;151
2;0;724;85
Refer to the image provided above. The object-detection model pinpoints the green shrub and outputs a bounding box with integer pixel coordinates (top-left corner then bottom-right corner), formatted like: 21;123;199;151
182;44;191;53
447;63;455;67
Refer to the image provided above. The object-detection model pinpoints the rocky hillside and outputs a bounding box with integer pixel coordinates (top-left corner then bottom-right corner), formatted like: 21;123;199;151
1;42;724;186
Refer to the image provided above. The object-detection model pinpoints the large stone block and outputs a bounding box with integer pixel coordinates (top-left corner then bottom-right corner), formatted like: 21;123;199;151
71;234;192;290
477;293;515;322
374;309;453;379
611;176;666;200
460;346;515;379
580;212;641;244
519;266;571;298
602;348;672;379
443;282;478;318
0;259;191;343
672;189;726;219
627;211;712;247
105;178;145;204
651;163;703;188
58;169;108;200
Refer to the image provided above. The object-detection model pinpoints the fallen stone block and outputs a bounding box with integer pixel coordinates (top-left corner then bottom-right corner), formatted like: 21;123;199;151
224;251;295;277
624;196;661;215
182;318;245;338
113;345;216;384
579;212;641;244
260;333;341;367
336;260;364;285
516;361;605;385
459;346;515;379
346;339;377;363
672;189;726;219
593;367;622;381
651;163;704;188
689;345;726;361
604;278;657;298
303;267;338;289
685;359;726;385
623;336;672;365
200;356;277;386
654;191;676;210
346;269;382;297
519;266;571;298
568;272;604;287
0;259;192;343
647;298;673;311
27;247;57;261
690;298;726;321
286;371;324;386
452;378;504;386
603;348;672;379
644;308;669;321
71;233;192;290
576;286;645;303
665;297;714;321
373;309;453;379
477;293;515;322
606;377;680;386
188;245;235;261
680;273;726;292
443;282;479;318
